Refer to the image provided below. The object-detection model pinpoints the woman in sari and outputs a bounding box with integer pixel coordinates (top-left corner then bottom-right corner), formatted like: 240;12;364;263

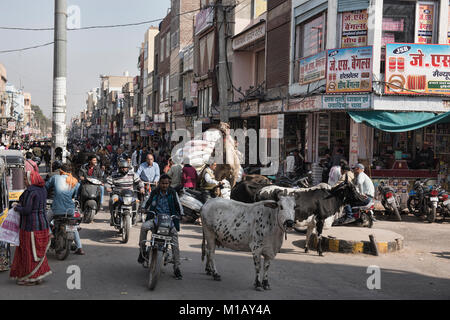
10;170;52;285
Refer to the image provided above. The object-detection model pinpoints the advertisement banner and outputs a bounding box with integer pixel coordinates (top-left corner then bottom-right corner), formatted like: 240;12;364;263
195;7;214;36
7;122;15;131
299;51;326;85
385;43;450;95
341;10;368;48
417;3;434;44
322;94;371;110
326;46;373;93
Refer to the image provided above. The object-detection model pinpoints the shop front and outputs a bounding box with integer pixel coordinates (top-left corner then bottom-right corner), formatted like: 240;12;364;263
349;110;450;206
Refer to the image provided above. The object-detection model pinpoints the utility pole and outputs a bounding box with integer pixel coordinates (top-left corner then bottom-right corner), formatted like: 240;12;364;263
217;0;231;123
52;0;67;164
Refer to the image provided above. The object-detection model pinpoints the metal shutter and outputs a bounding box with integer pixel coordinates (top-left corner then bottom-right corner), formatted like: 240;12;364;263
338;0;370;12
294;0;328;25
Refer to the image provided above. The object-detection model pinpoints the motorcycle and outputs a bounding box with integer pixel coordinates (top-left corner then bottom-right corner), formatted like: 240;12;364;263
177;187;204;222
333;200;375;228
275;171;313;188
407;179;439;223
141;211;177;290
377;182;402;221
436;186;450;222
111;189;139;243
80;177;103;223
138;182;156;224
50;205;82;260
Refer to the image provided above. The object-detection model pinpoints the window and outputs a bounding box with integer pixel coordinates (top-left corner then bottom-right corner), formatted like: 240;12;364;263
166;33;171;59
160;37;165;62
296;12;326;60
252;0;267;19
382;0;416;47
160;77;164;102
255;50;265;87
198;87;212;117
165;75;170;100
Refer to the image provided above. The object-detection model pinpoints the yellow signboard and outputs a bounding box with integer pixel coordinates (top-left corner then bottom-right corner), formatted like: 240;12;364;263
9;191;23;201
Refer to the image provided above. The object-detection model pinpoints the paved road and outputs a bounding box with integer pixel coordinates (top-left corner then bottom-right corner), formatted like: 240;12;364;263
1;200;450;299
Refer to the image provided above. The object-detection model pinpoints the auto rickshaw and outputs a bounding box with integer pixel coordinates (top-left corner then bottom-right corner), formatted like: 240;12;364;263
0;157;11;272
0;150;26;208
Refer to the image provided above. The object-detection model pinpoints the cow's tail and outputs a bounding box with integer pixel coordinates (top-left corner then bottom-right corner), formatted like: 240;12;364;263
201;230;206;262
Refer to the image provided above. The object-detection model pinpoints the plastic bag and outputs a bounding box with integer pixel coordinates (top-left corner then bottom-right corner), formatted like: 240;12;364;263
0;208;20;246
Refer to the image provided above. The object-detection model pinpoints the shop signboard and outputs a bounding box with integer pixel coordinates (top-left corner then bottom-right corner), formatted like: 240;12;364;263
228;103;241;118
322;94;371;110
240;100;259;118
416;3;435;44
287;96;322;112
326;46;373;93
154;113;166;123
385;43;450;95
341;10;368;48
232;22;265;51
299;51;326;85
259;100;283;114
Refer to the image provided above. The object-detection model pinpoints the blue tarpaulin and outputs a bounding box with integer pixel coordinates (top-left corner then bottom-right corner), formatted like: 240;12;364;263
348;111;450;132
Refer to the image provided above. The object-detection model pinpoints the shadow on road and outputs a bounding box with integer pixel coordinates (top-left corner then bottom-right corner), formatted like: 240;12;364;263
2;241;450;299
431;252;450;260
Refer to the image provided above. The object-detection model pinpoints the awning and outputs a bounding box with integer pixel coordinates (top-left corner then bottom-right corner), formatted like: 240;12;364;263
348;111;450;132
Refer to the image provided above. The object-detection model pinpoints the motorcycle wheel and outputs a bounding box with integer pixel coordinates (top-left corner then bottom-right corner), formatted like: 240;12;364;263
84;209;95;224
407;197;422;217
55;235;70;261
392;207;402;221
427;207;436;223
148;249;163;290
121;214;131;244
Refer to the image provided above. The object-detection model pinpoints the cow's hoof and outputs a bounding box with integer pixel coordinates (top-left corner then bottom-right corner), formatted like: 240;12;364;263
262;280;271;290
318;252;324;257
206;269;212;276
213;274;221;281
304;248;309;253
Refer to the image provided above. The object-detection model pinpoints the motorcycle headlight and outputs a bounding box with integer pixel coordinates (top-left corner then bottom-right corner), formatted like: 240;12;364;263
158;226;170;236
123;196;133;205
112;195;119;203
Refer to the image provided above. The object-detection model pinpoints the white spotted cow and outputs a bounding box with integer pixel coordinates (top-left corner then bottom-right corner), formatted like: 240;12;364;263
200;194;296;291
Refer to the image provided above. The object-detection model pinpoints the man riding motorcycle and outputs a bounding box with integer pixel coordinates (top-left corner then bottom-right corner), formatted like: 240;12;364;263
105;160;144;226
138;174;183;280
78;155;105;206
338;163;376;224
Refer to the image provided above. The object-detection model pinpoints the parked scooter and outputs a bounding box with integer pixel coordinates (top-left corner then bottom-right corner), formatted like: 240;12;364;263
407;179;439;222
80;177;102;223
177;187;204;222
378;182;402;221
110;189;139;243
49;204;82;260
141;211;177;290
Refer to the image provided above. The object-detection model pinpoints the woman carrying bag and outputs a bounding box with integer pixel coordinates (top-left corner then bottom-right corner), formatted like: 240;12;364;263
9;170;52;286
